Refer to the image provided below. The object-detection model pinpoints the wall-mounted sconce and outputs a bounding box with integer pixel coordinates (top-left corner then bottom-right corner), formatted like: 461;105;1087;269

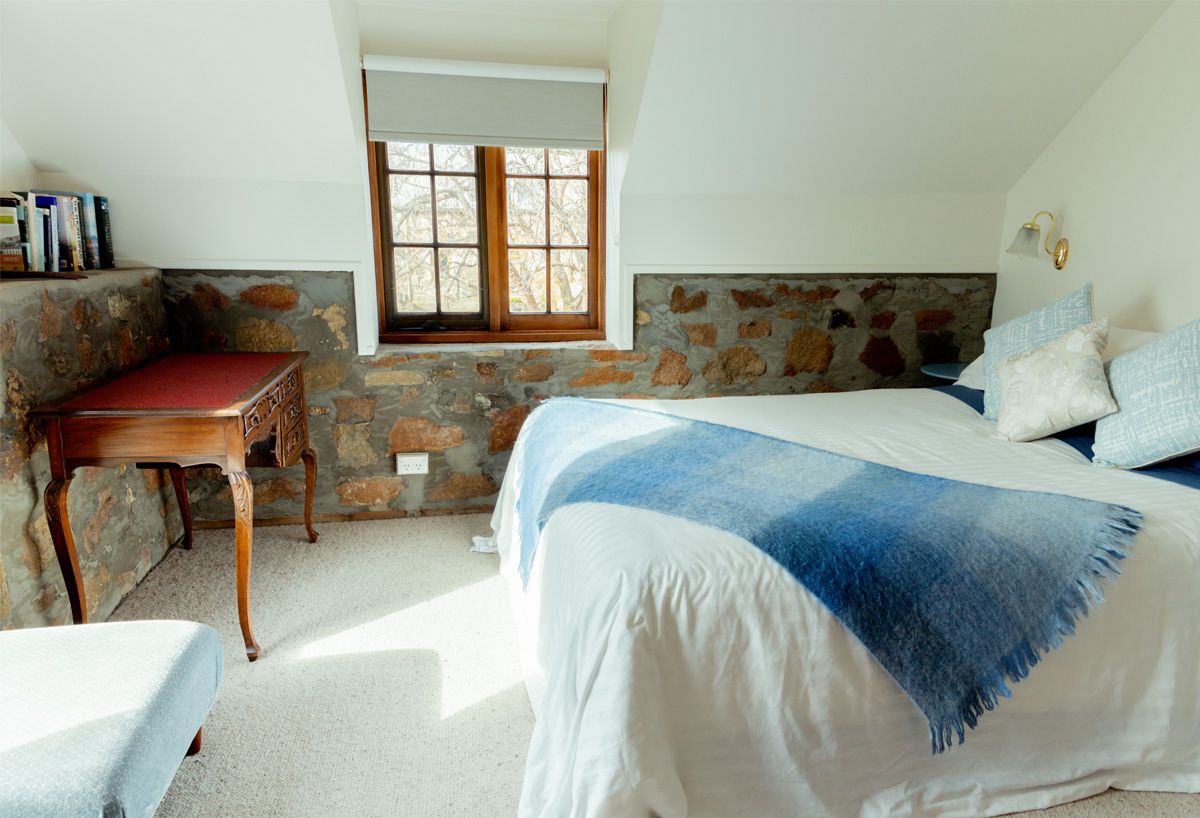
1006;210;1069;269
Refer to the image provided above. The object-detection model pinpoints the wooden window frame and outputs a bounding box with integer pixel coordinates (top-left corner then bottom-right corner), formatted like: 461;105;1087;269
369;144;605;344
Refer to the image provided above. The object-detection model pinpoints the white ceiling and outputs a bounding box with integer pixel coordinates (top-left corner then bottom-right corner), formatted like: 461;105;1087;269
623;0;1169;196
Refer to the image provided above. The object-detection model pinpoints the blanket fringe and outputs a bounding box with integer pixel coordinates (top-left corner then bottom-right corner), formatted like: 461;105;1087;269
929;506;1142;754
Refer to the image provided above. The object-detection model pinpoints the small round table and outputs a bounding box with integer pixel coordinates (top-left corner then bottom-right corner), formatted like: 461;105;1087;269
921;362;969;381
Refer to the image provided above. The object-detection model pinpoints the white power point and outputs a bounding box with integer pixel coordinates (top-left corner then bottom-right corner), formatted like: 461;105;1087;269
395;453;429;475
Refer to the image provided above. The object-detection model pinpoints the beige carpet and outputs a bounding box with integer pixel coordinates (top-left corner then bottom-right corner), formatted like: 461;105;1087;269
110;515;1198;818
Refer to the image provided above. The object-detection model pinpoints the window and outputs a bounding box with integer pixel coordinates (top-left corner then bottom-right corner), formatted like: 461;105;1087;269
369;141;604;343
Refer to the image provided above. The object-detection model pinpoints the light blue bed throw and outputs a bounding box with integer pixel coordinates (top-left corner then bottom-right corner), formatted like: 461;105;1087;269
516;398;1142;752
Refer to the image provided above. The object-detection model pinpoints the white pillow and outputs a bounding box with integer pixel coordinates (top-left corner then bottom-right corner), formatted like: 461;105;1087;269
1103;326;1162;361
995;321;1118;442
954;356;985;390
958;326;1158;394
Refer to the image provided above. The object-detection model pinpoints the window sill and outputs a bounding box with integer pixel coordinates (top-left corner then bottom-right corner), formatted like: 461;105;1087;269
377;328;605;346
374;337;613;355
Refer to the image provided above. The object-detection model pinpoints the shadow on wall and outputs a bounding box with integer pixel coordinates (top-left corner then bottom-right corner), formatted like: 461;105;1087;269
162;269;995;526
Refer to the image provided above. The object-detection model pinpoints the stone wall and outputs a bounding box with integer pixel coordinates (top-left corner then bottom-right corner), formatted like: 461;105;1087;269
0;269;179;629
163;270;995;524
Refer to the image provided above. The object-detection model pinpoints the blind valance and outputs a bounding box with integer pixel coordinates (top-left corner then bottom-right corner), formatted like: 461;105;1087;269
363;56;606;150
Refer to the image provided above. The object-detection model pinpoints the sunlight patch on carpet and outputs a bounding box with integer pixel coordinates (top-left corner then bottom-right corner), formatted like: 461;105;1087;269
297;575;521;719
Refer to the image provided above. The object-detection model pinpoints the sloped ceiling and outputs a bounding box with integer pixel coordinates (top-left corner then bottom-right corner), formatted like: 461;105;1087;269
624;0;1169;196
0;0;359;185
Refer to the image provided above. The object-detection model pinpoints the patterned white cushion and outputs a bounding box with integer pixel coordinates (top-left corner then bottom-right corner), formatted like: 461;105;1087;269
982;285;1094;419
1093;319;1200;469
995;321;1117;442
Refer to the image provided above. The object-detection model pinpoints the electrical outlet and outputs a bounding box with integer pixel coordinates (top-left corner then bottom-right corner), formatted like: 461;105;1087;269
395;453;429;475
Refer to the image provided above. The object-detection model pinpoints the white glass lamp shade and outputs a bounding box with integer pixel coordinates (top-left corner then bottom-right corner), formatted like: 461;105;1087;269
1006;225;1042;259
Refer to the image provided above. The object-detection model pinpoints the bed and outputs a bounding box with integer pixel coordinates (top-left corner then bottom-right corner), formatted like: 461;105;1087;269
489;387;1200;818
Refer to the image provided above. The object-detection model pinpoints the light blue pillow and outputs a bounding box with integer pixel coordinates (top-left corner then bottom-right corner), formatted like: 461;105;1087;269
1093;319;1200;469
982;284;1094;419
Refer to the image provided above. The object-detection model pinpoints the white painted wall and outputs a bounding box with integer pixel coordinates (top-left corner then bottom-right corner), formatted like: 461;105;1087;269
615;0;1165;295
622;192;1005;275
604;0;662;348
995;1;1200;332
0;119;37;191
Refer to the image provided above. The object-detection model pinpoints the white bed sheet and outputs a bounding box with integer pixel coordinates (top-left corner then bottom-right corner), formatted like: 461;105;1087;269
492;389;1200;818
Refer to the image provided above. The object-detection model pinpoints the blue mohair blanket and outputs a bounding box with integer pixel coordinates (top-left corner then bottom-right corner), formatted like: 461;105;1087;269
516;398;1142;752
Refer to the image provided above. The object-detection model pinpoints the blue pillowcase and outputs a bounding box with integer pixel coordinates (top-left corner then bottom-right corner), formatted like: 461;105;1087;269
982;284;1094;419
1093;319;1200;469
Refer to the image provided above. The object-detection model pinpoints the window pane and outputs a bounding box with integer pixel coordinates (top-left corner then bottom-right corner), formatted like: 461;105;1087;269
435;176;478;243
438;248;481;313
548;149;587;176
508;249;547;313
550;249;588;313
387;142;429;171
506;178;547;245
505;147;545;175
433;144;475;172
393;247;436;313
389;175;433;243
549;179;587;246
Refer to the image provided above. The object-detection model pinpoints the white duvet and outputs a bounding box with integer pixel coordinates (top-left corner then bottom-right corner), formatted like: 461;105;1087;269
491;389;1200;818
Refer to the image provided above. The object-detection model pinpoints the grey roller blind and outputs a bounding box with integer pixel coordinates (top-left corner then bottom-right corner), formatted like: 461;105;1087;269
363;56;606;150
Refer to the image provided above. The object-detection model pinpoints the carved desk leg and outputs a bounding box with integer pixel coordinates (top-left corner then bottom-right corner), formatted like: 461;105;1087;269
169;466;194;550
301;446;319;543
45;477;86;624
227;471;261;661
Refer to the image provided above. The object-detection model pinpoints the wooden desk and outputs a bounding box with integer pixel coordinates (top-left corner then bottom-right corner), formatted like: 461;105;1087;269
34;352;318;661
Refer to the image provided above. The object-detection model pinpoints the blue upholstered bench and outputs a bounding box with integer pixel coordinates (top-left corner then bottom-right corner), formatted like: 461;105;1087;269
0;620;222;818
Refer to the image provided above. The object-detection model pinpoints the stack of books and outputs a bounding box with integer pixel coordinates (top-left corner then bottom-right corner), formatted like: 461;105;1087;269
0;190;114;276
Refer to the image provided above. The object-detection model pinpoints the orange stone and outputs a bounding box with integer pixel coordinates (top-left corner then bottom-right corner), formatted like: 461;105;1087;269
240;284;299;312
334;396;377;423
702;345;766;384
427;472;498;502
871;311;896;330
784;327;834;375
515;362;554;382
730;288;774;309
388;417;465;453
915;308;955;331
651;348;691;387
568;366;636;388
38;291;63;342
475;362;501;383
490;404;531;454
589;349;649;362
683;323;718;347
190;282;230;311
738;319;771;339
669;285;707;313
860;335;906;376
336;477;406;506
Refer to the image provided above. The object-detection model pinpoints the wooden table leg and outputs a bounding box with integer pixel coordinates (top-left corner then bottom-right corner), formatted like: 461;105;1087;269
45;476;87;624
301;446;319;543
227;471;260;661
169;466;193;550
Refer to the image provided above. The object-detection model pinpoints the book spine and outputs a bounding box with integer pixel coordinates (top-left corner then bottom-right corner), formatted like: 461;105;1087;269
50;203;63;272
0;204;22;271
25;200;42;271
69;197;84;271
81;192;100;269
95;196;113;268
38;208;52;272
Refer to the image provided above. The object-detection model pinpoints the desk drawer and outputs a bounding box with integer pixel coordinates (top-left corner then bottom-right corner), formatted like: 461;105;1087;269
243;396;275;442
282;392;304;431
